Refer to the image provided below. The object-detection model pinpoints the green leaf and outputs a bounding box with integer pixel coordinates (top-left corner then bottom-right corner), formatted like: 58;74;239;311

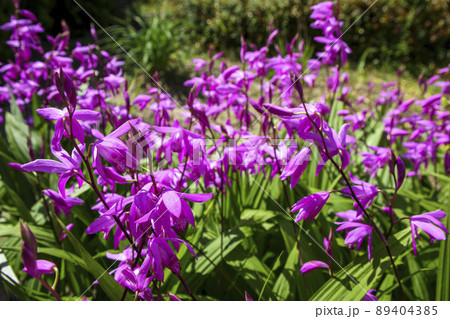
366;122;385;146
185;228;245;278
0;272;53;301
423;170;450;184
406;254;429;300
0;150;36;208
0;224;54;247
5;112;31;163
258;251;283;300
2;184;34;222
38;247;87;269
273;245;299;300
8;85;24;122
181;210;272;293
56;218;130;301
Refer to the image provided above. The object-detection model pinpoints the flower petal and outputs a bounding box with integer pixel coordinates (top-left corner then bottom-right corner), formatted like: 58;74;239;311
22;159;68;173
300;261;329;274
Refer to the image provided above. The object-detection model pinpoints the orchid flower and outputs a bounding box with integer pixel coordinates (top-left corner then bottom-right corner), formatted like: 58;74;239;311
36;107;100;144
410;210;448;255
292;191;330;222
22;144;85;197
340;173;379;217
336;221;373;260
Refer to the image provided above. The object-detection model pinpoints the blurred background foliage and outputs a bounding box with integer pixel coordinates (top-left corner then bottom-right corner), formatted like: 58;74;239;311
1;0;449;77
102;4;186;77
166;0;450;76
0;0;133;61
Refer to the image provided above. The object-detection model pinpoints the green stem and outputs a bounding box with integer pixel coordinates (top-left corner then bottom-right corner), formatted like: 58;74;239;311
39;277;61;301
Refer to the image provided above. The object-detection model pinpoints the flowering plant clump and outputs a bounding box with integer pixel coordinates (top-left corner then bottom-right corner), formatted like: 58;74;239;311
0;0;448;301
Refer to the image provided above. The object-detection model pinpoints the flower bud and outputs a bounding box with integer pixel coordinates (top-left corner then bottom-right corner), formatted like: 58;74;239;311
20;221;37;258
396;156;405;189
263;103;294;117
388;150;397;176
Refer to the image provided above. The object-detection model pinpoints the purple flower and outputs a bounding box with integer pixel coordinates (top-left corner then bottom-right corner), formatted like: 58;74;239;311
300;261;329;274
36;107;100;144
44;189;84;217
262;103;298;117
280;148;311;188
310;2;333;20
136;190;212;236
169;293;182;301
21;144;84;198
152;121;204;165
299;122;351;175
410;210;448;255
362;289;378;301
396;156;406;189
192;58;207;72
292;191;330;222
59;223;74;241
336;221;373;260
119;255;155;300
340;173;379;216
342;111;370;132
309;1;351;65
20;222;56;278
148;237;197;282
92;119;140;180
359;146;391;179
336;210;362;222
53;68;77;110
402;141;435;177
324;229;333;258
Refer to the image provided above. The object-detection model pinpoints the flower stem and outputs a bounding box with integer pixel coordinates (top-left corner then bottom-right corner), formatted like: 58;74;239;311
38;277;61;301
177;273;196;301
295;80;407;300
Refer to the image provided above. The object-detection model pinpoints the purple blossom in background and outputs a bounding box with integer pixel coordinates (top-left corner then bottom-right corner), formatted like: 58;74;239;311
59;223;74;241
310;1;351;65
336;210;362;222
359;146;391;179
